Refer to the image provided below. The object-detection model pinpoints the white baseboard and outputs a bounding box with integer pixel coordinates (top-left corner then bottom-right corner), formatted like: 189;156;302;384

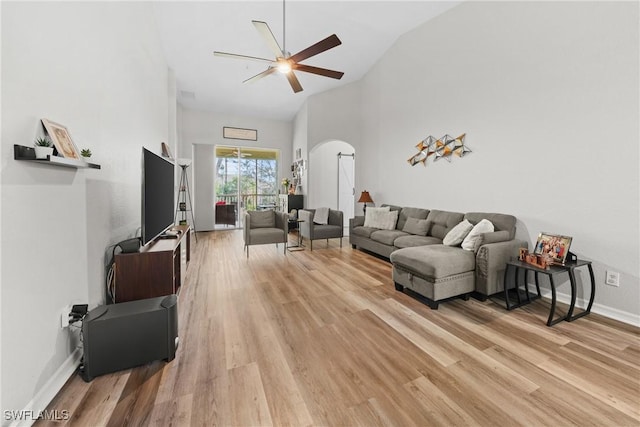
539;289;640;327
8;349;82;427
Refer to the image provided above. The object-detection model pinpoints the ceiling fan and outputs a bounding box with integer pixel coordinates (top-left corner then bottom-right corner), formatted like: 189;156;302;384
213;1;344;93
222;149;252;158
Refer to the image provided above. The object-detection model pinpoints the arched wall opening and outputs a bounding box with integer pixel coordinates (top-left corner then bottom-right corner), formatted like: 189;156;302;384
307;140;355;230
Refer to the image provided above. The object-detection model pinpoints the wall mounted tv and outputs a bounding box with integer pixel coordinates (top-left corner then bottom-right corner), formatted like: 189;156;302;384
142;147;175;246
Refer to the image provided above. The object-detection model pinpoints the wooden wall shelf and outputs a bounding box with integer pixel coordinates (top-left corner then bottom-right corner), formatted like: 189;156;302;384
14;145;101;169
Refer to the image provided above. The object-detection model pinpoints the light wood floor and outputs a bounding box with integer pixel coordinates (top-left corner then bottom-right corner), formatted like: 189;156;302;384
39;230;640;426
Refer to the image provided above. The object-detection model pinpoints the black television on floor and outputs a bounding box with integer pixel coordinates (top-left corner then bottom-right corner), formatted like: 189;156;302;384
142;147;175;246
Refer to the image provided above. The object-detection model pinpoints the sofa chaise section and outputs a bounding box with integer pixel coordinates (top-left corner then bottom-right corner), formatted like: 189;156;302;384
391;245;476;309
350;206;526;308
391;212;523;308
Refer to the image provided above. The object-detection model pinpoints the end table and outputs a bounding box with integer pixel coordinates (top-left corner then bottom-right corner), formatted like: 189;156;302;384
503;259;595;326
287;219;305;251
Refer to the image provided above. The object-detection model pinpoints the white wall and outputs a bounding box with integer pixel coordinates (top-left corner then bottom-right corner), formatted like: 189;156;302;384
304;2;639;322
308;141;354;210
179;108;293;231
307;82;362;151
1;2;170;419
292;102;309;195
193;143;215;230
296;82;364;212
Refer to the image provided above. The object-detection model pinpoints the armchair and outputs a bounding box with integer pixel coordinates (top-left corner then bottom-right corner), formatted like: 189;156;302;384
298;209;344;250
243;210;288;258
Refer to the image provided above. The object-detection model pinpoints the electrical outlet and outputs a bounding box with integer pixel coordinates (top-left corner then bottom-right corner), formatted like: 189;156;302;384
59;305;72;329
605;270;620;287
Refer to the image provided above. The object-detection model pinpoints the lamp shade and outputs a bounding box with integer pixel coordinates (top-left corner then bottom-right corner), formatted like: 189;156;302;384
177;158;192;167
357;191;374;204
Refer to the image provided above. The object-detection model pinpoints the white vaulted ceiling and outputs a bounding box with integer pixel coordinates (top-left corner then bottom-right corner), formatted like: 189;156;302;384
152;1;460;121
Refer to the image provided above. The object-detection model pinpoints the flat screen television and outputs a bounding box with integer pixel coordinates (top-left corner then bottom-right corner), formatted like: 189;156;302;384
142;147;175;246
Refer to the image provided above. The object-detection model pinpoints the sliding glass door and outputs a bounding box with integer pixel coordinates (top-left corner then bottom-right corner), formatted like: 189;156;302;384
214;146;279;229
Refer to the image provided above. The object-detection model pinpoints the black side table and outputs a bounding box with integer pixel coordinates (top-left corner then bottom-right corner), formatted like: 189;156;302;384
287;219;305;251
503;259;595;326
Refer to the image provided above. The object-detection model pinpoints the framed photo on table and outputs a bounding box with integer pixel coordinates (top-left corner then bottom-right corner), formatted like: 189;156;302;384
533;232;573;265
41;119;81;160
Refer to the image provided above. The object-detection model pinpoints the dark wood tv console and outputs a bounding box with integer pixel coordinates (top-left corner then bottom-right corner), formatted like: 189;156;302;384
114;225;191;303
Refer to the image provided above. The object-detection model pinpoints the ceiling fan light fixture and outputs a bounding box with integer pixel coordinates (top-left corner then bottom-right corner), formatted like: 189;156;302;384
214;0;343;92
277;60;292;74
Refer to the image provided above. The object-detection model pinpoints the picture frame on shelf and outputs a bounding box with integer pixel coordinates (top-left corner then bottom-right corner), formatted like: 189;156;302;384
533;232;573;265
161;142;174;160
41;119;81;160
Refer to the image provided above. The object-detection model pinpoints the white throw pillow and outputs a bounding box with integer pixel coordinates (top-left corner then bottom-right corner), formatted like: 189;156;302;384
377;210;399;230
443;219;474;246
313;207;330;225
461;219;495;251
363;206;391;228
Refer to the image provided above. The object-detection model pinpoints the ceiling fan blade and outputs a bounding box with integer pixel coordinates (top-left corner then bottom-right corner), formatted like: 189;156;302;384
252;20;284;58
243;67;277;84
214;51;275;65
285;71;303;93
293;64;344;80
289;34;342;64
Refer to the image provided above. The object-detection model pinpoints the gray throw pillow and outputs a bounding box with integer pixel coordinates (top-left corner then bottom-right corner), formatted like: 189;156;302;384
250;210;275;228
402;217;431;236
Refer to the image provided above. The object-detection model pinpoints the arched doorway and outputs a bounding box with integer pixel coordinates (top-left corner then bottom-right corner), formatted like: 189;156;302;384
308;140;355;232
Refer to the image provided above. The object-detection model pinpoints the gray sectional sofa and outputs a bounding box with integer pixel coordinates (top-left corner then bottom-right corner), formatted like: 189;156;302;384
349;205;526;308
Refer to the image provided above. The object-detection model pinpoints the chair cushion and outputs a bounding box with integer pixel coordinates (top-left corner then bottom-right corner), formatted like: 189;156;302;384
390;245;476;279
312;224;343;239
370;229;408;246
249;228;285;245
250;210;275;228
393;235;442;249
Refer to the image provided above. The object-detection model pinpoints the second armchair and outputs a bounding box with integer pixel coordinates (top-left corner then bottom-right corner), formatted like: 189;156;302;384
298;208;344;250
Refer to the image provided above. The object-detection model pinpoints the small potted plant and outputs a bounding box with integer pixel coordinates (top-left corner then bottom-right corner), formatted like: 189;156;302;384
80;148;92;158
34;137;54;159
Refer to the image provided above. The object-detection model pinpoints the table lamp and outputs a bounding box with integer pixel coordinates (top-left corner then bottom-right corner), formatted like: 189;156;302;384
358;190;374;214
